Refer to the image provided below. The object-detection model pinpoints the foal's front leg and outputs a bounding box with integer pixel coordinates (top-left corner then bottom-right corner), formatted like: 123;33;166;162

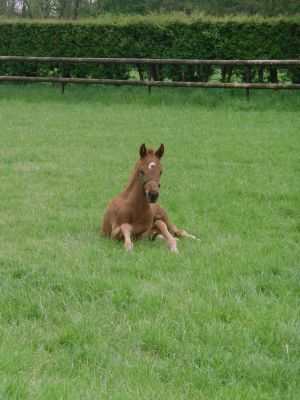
120;223;133;252
112;223;133;252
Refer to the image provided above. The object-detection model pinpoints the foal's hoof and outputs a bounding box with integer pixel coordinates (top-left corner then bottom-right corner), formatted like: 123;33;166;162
181;230;200;241
191;235;200;241
168;240;178;253
124;242;133;252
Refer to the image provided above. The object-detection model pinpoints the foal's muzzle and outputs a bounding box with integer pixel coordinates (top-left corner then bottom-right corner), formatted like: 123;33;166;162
147;189;159;203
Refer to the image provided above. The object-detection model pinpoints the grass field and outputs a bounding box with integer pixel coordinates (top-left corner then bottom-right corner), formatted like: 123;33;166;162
0;84;300;399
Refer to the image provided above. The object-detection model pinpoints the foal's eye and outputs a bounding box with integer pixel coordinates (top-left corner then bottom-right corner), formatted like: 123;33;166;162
140;171;144;176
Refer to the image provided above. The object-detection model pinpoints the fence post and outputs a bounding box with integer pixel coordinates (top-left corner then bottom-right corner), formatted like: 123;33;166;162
147;83;152;95
61;62;65;95
246;66;250;101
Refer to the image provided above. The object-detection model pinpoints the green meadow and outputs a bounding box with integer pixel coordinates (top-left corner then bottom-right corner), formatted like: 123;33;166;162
0;84;299;399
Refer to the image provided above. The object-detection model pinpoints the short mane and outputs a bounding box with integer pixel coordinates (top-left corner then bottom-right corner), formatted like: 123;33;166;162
127;160;139;185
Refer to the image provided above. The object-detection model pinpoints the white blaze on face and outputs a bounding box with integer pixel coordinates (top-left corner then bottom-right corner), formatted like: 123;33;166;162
148;162;156;170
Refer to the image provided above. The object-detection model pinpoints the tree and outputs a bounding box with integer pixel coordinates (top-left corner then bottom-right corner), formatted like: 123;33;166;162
0;0;299;19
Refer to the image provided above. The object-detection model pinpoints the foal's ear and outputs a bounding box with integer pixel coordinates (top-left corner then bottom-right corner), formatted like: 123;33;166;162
155;143;164;159
140;143;147;159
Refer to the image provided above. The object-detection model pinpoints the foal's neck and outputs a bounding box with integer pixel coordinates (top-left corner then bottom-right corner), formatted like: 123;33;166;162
123;163;149;207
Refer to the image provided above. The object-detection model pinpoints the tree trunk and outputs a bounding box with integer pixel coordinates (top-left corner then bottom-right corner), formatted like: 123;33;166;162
149;65;157;81
269;67;278;83
73;0;80;19
221;66;227;83
136;65;144;81
226;66;233;83
24;0;33;18
258;66;264;82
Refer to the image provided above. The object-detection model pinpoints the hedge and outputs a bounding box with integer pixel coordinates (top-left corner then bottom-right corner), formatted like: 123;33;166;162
0;15;299;82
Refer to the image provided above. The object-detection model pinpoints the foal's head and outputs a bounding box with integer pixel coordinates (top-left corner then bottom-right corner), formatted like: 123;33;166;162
138;143;164;203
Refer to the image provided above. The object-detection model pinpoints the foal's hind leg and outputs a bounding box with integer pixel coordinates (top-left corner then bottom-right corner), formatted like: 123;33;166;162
152;204;199;240
153;220;178;253
168;223;198;240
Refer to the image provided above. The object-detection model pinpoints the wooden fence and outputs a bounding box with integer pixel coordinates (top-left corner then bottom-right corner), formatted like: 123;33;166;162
1;56;300;99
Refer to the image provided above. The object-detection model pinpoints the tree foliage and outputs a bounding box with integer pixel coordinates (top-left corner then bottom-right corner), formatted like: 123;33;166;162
0;0;299;19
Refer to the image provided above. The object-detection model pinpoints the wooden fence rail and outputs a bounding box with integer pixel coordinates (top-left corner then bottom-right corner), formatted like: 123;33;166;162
1;56;300;66
1;75;299;90
1;56;300;99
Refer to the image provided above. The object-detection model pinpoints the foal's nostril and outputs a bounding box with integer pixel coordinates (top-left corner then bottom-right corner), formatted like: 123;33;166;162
148;190;159;203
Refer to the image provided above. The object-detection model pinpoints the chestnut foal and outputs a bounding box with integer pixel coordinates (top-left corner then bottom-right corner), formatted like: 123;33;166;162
101;143;197;252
